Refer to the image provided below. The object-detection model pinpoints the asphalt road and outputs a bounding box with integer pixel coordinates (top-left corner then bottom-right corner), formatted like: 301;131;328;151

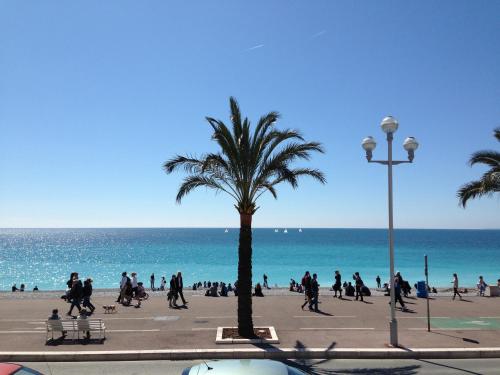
19;359;500;375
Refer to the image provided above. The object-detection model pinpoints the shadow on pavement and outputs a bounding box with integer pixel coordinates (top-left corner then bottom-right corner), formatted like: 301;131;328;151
417;359;481;375
254;340;421;375
430;331;480;345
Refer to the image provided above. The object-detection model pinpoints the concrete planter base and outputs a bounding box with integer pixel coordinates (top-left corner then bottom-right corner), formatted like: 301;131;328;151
215;326;279;344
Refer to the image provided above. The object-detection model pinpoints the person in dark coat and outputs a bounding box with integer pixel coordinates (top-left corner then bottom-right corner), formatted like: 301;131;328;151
333;270;342;298
176;271;187;306
67;278;83;316
168;274;178;308
353;272;364;302
82;278;95;313
309;273;319;312
301;271;312;310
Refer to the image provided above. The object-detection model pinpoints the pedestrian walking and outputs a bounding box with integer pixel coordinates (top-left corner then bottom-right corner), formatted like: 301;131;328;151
333;270;342;298
393;275;407;311
116;272;128;303
82;278;95;314
309;273;319;312
452;273;462;300
150;273;155;291
353;272;364;302
67;278;83;316
176;271;187;306
131;272;138;297
168;274;178;308
301;271;312;310
263;274;269;289
376;275;381;289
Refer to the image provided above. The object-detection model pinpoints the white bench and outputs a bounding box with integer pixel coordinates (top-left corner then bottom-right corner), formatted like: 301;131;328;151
77;319;106;340
46;319;106;341
489;286;500;297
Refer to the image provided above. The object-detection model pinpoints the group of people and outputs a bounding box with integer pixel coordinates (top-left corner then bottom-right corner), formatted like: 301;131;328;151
167;272;187;308
11;283;39;292
116;272;149;307
63;272;95;316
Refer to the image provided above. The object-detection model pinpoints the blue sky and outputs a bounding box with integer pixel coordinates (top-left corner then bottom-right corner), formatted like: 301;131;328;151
1;1;499;229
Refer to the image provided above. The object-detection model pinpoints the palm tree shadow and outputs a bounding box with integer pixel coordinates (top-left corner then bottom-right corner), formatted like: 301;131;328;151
277;341;420;375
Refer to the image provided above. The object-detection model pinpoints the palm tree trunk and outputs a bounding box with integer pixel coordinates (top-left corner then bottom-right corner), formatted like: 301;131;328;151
237;213;254;337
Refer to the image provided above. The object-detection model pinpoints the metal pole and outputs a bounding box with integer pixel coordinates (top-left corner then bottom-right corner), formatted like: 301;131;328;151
425;255;430;332
387;132;398;347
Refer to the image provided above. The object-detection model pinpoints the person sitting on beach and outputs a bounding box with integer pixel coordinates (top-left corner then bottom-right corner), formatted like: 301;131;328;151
33;285;39;291
220;283;228;297
160;276;166;291
11;284;18;292
20;283;25;292
477;276;488;296
253;283;264;297
345;282;355;297
227;283;233;292
432;287;437;293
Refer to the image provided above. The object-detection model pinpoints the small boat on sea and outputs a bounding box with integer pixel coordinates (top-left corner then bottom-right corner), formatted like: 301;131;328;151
284;229;288;233
274;229;279;233
299;228;302;232
224;229;228;233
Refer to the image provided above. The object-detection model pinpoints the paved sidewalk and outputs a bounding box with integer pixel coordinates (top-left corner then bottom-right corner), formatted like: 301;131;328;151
0;291;498;355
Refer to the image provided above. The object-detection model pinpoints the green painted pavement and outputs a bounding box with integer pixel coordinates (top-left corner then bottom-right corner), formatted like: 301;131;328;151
431;318;500;330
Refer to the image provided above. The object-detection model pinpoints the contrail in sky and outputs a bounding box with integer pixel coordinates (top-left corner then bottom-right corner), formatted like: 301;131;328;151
246;44;264;51
311;30;327;38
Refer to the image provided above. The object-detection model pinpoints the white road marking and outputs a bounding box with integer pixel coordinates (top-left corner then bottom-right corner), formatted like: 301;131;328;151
191;328;218;331
300;327;375;330
109;329;161;332
385;316;450;319
480;316;500;319
293;315;356;318
195;316;262;319
0;329;161;334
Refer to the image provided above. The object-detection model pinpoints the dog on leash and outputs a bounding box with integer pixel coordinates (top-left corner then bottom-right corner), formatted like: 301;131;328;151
102;305;116;314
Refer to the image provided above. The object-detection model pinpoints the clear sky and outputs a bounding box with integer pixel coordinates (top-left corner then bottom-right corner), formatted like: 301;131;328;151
1;1;499;229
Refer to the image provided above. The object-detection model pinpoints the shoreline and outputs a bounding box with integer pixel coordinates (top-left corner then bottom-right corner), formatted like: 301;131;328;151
0;286;484;300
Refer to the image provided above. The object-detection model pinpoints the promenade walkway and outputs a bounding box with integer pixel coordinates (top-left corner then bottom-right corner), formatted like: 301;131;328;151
0;289;498;353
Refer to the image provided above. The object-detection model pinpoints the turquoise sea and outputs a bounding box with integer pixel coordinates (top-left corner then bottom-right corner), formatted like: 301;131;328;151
0;228;499;291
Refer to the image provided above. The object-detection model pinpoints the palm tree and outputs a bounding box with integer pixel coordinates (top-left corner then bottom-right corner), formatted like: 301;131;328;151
457;128;500;207
164;97;326;337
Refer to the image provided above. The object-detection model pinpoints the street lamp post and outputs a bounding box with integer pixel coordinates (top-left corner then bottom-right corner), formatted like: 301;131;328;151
361;116;419;347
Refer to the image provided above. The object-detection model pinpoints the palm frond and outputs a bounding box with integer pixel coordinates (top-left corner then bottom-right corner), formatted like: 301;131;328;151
163;155;204;174
494;127;500;142
175;175;224;203
469;151;500;168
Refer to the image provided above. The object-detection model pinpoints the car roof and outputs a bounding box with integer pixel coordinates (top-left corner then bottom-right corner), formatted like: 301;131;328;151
0;363;22;375
187;359;294;375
